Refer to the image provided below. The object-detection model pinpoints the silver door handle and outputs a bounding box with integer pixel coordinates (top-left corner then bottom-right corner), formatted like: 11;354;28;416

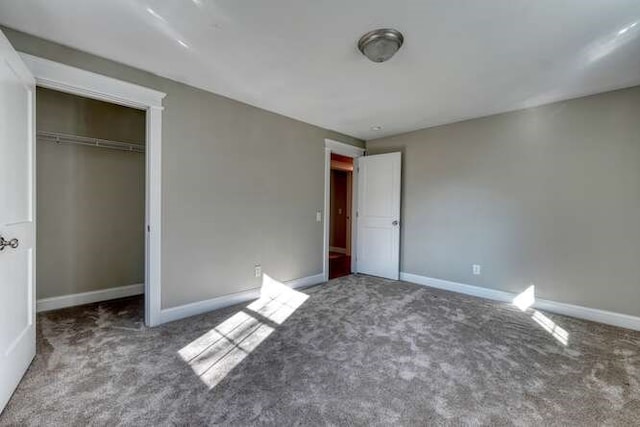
392;220;399;226
0;236;19;251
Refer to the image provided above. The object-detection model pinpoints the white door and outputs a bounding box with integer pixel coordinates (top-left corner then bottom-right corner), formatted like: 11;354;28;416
0;30;36;412
356;152;401;280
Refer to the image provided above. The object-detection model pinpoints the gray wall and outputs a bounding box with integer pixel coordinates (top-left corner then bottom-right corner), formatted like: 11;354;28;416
367;86;640;317
2;27;363;309
36;87;146;299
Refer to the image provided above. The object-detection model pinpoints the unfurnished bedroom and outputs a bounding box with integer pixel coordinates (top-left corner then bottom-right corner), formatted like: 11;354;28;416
0;1;639;425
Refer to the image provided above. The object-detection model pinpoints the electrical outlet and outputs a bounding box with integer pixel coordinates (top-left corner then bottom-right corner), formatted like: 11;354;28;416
316;211;322;222
472;264;481;275
254;264;262;278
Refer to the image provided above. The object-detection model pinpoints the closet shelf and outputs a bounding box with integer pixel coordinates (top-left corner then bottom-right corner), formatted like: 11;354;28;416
37;131;145;153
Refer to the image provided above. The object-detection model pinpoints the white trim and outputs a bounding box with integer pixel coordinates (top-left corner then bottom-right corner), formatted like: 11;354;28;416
323;139;364;281
400;272;640;331
36;284;144;313
21;53;165;327
158;274;324;324
349;162;359;274
323;148;331;280
324;139;365;157
19;54;164;109
400;273;514;303
145;106;163;326
329;246;347;254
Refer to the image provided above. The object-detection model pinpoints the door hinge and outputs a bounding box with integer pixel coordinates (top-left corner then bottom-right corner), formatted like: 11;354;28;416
147;225;150;232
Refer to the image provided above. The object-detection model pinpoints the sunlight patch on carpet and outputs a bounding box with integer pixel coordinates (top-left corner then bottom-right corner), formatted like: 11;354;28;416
532;310;569;346
513;284;569;346
178;274;308;389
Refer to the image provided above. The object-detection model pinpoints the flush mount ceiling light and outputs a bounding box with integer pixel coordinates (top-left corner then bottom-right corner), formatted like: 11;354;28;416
358;28;404;63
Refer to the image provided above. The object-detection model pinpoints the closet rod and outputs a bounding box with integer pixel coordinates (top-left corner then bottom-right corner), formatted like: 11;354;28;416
37;131;145;153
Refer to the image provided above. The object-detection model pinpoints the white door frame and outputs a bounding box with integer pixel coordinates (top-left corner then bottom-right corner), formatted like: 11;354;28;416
323;139;365;281
18;53;166;327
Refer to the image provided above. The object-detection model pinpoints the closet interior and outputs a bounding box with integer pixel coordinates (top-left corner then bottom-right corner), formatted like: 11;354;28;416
36;87;146;311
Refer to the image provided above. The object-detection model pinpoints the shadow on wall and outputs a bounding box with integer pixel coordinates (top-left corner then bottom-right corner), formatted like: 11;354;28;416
178;274;308;389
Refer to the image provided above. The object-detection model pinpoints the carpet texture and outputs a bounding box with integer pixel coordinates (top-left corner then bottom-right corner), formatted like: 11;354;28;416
1;274;639;426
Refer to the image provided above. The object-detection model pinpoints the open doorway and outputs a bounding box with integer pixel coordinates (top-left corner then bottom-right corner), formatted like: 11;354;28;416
329;154;353;279
323;139;364;281
34;87;146;314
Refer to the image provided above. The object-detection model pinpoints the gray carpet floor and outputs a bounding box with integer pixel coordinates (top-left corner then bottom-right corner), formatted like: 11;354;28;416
1;274;639;426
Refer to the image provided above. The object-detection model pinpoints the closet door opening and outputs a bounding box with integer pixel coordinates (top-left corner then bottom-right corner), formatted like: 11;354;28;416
35;87;147;316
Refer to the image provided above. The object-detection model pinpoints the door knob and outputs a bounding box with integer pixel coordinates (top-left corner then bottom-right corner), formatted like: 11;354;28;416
392;220;399;226
0;236;19;251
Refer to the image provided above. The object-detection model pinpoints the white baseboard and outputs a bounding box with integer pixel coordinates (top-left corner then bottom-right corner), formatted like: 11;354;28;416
37;283;144;313
400;272;640;331
329;246;347;254
285;273;326;289
159;273;325;325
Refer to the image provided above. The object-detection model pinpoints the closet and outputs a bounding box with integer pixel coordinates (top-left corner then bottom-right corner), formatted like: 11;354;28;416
36;87;146;307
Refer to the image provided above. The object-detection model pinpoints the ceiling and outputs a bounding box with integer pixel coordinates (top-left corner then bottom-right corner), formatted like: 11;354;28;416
1;0;639;140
